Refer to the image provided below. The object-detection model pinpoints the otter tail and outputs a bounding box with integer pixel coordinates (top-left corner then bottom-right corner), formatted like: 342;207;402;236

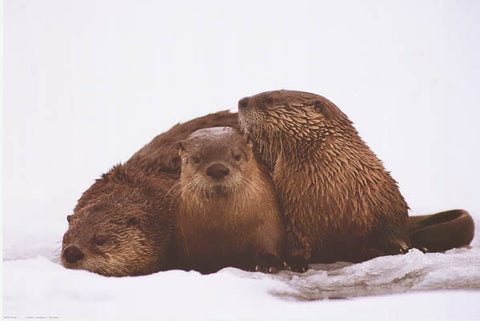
409;209;475;252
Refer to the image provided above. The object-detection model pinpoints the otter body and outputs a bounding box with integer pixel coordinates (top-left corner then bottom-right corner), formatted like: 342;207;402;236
61;111;238;276
61;100;474;276
174;127;285;273
238;90;410;270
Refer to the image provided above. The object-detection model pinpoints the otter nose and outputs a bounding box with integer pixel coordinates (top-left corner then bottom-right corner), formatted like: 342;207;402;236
238;97;250;110
63;245;84;264
206;163;230;179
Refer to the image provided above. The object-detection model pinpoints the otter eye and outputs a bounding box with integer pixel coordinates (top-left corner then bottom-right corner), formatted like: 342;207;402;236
192;156;200;164
234;154;242;161
126;217;139;228
94;235;109;246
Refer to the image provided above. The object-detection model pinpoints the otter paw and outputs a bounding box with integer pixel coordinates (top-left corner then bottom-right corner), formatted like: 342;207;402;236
286;257;310;273
399;246;411;255
252;254;285;274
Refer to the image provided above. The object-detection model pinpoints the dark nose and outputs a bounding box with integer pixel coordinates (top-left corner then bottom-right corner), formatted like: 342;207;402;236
206;163;230;179
63;245;84;264
238;97;250;110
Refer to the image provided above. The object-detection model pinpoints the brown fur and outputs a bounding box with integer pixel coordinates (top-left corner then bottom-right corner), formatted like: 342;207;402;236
173;127;285;273
409;209;474;252
238;90;410;269
61;111;238;276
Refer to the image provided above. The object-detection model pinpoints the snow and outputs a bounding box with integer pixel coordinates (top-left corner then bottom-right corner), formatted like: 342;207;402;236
3;0;480;320
3;234;480;320
3;217;480;320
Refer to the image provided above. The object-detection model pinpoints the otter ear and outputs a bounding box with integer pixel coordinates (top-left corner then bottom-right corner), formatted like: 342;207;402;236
313;99;338;120
177;141;186;152
67;215;74;224
238;97;250;109
313;100;325;113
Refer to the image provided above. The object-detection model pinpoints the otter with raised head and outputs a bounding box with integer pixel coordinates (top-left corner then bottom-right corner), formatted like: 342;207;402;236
238;90;411;271
173;127;285;274
61;111;238;276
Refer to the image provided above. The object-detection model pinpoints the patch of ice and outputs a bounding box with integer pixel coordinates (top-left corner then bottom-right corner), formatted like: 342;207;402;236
273;247;480;300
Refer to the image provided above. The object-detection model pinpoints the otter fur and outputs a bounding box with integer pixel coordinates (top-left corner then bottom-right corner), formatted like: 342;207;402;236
238;90;411;270
61;111;238;276
61;102;474;276
409;209;474;252
173;127;285;273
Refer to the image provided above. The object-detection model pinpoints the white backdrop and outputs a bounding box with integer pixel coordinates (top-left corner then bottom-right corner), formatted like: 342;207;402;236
3;0;480;276
5;0;480;243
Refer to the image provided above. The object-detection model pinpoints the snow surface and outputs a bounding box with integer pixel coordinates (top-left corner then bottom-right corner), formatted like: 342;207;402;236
4;0;480;320
3;223;480;321
5;256;480;321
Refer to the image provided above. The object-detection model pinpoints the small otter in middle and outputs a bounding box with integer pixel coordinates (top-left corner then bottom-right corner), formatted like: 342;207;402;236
173;126;285;274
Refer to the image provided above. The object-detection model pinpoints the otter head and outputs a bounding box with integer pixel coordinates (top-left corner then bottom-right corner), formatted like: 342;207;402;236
177;127;253;199
61;166;173;276
238;90;352;155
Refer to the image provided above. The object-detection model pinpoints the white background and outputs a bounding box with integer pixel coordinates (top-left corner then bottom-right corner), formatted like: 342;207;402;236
3;0;480;320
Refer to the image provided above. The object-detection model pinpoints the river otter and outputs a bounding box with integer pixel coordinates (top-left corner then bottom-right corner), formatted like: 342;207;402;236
61;111;238;276
61;104;474;276
173;127;285;273
238;90;411;271
61;166;177;276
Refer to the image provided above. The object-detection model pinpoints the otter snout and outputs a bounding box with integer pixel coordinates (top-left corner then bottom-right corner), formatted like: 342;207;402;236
63;245;84;264
206;163;230;179
238;97;250;110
